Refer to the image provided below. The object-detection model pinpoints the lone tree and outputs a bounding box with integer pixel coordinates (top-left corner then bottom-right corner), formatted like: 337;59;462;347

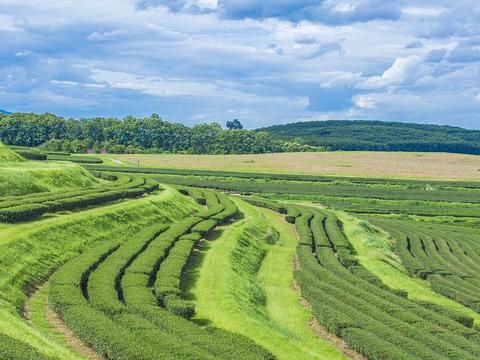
226;119;243;130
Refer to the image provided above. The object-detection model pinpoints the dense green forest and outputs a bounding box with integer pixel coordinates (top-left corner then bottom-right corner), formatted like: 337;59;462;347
260;120;480;154
0;113;320;154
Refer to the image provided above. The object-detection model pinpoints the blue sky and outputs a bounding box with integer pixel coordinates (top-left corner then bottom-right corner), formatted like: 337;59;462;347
1;1;480;129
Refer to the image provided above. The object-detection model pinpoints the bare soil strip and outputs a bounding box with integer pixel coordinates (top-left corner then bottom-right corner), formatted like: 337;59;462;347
45;304;104;360
24;285;104;360
292;279;366;360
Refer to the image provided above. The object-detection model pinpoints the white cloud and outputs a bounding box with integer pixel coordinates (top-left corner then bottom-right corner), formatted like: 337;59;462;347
15;50;32;57
359;56;424;89
354;95;376;109
402;7;446;17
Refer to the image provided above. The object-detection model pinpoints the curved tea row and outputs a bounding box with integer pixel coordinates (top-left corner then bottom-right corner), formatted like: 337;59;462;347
247;197;480;360
0;172;158;223
48;188;273;360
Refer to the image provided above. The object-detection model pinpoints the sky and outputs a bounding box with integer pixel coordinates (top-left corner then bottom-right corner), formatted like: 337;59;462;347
1;1;480;129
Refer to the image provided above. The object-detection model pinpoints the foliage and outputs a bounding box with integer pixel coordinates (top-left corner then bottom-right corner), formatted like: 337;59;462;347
0;333;54;360
15;149;47;161
259;120;480;154
226;119;243;130
0;112;325;154
368;217;480;314
0;187;199;359
248;200;480;359
0;173;158;223
48;188;273;359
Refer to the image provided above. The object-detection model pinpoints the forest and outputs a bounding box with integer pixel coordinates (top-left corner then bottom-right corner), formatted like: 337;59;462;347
0;113;321;155
260;120;480;154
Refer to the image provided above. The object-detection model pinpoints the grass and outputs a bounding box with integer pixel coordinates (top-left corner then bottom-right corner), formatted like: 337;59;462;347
0;142;24;162
338;211;480;325
0;161;100;196
0;185;199;359
187;197;347;360
26;283;88;360
91;151;480;180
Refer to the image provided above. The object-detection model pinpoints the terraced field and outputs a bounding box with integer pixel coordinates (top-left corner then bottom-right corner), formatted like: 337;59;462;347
3;145;480;359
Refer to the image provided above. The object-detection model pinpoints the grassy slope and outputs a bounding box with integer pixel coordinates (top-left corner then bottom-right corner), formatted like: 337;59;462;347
188;197;346;360
338;212;480;324
0;142;24;162
0;186;199;359
0;161;101;196
91;151;480;180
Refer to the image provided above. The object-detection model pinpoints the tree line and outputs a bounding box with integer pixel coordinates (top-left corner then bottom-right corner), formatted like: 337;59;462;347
0;113;323;154
261;120;480;155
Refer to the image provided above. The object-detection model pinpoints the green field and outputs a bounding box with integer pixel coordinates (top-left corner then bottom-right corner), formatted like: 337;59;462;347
2;143;480;360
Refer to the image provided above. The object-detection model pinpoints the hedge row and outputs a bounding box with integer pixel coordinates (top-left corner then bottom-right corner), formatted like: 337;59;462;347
48;154;103;163
154;239;197;318
0;173;158;223
49;188;271;359
15;149;47;160
0;333;54;360
49;242;210;360
88;224;170;315
249;199;480;360
369;217;480;315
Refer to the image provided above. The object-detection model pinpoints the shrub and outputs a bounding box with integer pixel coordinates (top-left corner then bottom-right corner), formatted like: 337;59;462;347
15;149;47;160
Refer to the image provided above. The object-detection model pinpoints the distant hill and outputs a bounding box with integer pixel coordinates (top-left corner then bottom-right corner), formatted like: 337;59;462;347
0;142;24;162
258;120;480;154
0;109;11;115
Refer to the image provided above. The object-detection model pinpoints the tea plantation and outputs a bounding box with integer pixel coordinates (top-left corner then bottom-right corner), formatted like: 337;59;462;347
2;145;480;359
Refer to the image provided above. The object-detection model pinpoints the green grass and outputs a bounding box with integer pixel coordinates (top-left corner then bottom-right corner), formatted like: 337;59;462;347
0;185;199;359
26;283;88;359
0;142;24;162
188;197;347;360
338;212;480;325
0;161;101;196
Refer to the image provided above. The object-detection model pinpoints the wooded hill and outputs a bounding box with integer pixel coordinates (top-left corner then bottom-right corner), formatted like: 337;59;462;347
259;120;480;154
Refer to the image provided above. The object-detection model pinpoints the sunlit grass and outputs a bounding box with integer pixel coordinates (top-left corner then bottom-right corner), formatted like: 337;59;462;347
189;197;347;360
0;185;199;359
0;161;100;196
339;211;480;325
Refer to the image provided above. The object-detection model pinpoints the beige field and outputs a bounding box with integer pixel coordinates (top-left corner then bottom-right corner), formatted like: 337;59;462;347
95;151;480;180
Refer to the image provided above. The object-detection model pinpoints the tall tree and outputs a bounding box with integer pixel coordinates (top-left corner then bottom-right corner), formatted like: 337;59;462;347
226;119;243;130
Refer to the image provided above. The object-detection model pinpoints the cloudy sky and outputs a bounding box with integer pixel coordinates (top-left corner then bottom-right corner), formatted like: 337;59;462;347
1;1;480;128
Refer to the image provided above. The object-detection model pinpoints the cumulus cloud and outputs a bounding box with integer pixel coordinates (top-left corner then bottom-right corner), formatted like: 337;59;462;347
1;0;480;127
359;56;424;89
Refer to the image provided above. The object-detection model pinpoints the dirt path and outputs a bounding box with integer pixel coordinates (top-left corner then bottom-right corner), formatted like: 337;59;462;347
24;285;104;360
292;279;366;360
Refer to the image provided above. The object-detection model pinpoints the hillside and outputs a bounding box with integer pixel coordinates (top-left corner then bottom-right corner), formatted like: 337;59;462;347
0;110;10;115
0;142;23;162
0;161;100;196
259;120;480;154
